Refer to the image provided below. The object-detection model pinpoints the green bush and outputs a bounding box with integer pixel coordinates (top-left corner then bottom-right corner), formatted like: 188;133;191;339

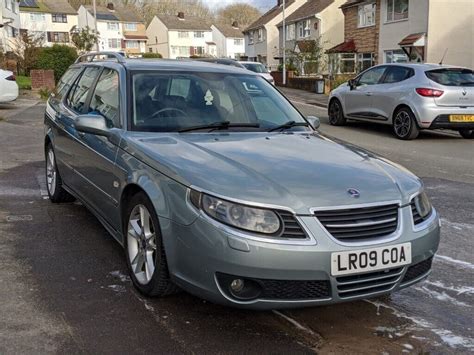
36;45;78;82
16;75;32;90
142;52;163;59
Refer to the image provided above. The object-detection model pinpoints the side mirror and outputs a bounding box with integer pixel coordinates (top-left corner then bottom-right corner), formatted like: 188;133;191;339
307;116;320;130
348;79;357;90
74;114;110;137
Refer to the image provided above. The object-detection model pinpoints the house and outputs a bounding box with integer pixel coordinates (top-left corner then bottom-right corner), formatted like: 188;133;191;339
243;0;306;70
327;0;381;75
146;12;215;59
211;22;245;59
0;0;21;53
78;3;147;55
18;0;78;47
276;0;346;74
378;0;473;68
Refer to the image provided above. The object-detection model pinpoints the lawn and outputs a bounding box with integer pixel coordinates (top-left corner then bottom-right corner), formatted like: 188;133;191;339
16;75;32;90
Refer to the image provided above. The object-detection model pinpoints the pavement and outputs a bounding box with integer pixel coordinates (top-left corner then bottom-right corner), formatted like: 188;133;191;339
278;87;329;108
0;98;473;354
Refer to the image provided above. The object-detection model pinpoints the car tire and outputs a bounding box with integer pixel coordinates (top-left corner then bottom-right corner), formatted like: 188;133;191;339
45;144;75;203
459;129;474;139
328;99;346;126
124;192;179;297
392;107;419;140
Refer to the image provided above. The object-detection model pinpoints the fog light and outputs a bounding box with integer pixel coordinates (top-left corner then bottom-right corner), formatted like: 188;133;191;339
230;279;244;293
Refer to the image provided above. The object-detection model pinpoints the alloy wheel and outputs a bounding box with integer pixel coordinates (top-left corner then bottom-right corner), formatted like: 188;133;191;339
127;204;157;285
329;101;341;124
394;111;411;138
46;149;57;196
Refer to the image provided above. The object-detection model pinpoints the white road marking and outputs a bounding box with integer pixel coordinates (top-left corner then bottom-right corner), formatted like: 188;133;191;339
413;286;470;308
435;255;474;270
365;300;474;350
272;310;316;336
424;280;474;296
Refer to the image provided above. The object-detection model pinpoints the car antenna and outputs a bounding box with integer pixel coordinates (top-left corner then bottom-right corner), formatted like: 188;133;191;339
439;48;448;65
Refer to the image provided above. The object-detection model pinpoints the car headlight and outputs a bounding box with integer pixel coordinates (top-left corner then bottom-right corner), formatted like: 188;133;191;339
413;191;432;219
191;191;281;234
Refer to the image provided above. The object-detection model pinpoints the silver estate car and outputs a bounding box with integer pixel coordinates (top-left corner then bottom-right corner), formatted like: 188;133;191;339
329;64;474;140
45;53;440;309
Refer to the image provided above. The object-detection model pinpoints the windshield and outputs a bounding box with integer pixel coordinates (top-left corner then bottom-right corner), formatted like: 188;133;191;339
243;63;268;74
131;71;307;132
426;68;474;86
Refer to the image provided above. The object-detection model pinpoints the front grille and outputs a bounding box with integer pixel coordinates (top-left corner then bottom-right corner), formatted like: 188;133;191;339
259;279;331;300
314;204;399;242
402;257;433;283
336;267;403;298
277;211;307;239
410;201;432;226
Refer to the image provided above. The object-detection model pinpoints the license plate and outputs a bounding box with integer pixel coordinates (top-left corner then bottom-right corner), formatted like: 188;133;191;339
449;114;474;122
331;243;411;276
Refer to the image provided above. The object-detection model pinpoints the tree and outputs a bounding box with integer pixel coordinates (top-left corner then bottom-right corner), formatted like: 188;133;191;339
36;45;78;81
285;37;328;76
10;31;44;76
71;26;99;53
216;3;262;29
141;0;213;25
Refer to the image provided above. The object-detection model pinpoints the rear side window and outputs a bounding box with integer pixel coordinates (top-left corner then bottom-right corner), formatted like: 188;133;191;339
383;66;414;84
88;68;120;128
426;68;474;86
66;67;101;113
56;68;80;99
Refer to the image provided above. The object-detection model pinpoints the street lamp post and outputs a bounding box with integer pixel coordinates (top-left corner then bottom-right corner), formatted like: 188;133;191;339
93;0;99;51
282;0;286;86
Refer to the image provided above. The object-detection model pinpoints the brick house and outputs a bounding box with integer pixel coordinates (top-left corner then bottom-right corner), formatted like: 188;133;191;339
327;0;380;75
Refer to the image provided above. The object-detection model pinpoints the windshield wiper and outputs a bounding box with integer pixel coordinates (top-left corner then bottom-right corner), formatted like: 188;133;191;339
268;121;309;132
178;121;260;133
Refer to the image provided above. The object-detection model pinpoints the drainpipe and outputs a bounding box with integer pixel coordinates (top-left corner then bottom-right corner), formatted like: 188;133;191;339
282;0;286;86
93;0;99;51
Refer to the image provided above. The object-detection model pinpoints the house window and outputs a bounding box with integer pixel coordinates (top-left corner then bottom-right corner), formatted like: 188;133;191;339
385;49;408;63
125;40;139;49
107;22;119;31
6;26;18;38
52;14;67;23
6;0;11;10
234;38;243;46
257;28;264;41
191;46;204;55
194;31;204;38
48;32;70;43
358;2;376;27
387;0;409;22
124;23;137;31
248;33;254;45
357;53;375;72
108;38;121;48
330;53;357;74
171;46;191;57
285;24;295;40
178;31;189;38
298;20;310;38
30;13;46;22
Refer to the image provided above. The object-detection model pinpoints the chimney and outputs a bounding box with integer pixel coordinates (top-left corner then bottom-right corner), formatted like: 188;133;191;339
231;21;239;28
107;3;114;11
177;12;185;19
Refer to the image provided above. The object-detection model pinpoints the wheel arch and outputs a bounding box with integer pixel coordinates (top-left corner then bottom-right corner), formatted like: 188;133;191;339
392;104;420;128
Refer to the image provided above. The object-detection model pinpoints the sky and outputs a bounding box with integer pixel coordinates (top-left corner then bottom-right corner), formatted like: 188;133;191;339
202;0;272;11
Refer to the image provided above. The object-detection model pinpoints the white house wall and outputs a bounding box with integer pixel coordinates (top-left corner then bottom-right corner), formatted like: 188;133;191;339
20;11;78;46
1;0;21;52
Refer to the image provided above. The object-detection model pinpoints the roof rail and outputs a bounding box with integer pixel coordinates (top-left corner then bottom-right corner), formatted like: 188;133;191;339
75;51;127;64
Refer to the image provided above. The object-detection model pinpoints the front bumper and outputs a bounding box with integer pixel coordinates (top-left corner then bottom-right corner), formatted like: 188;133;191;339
162;206;440;309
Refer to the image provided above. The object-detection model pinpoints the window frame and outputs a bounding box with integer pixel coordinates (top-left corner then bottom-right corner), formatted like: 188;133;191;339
381;65;414;84
124;23;137;31
65;66;103;115
386;0;409;23
194;31;204;38
356;66;388;86
107;22;119;31
384;49;409;63
358;2;376;28
52;14;68;23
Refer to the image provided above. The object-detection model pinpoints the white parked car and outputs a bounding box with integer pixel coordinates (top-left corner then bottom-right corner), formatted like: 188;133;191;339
0;69;19;103
329;64;474;139
239;61;275;85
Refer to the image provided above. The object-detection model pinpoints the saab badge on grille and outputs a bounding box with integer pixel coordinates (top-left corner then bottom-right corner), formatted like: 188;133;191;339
347;188;360;198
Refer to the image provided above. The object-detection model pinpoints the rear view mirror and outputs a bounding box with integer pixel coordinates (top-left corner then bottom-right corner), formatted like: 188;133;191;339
307;116;320;130
74;114;110;137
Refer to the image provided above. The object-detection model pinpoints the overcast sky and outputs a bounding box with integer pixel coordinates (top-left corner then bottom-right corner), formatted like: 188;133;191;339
203;0;272;11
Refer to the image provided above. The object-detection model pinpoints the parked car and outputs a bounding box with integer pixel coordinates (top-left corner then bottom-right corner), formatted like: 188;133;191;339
44;52;440;309
329;64;474;139
192;57;245;69
239;61;275;85
0;69;19;103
